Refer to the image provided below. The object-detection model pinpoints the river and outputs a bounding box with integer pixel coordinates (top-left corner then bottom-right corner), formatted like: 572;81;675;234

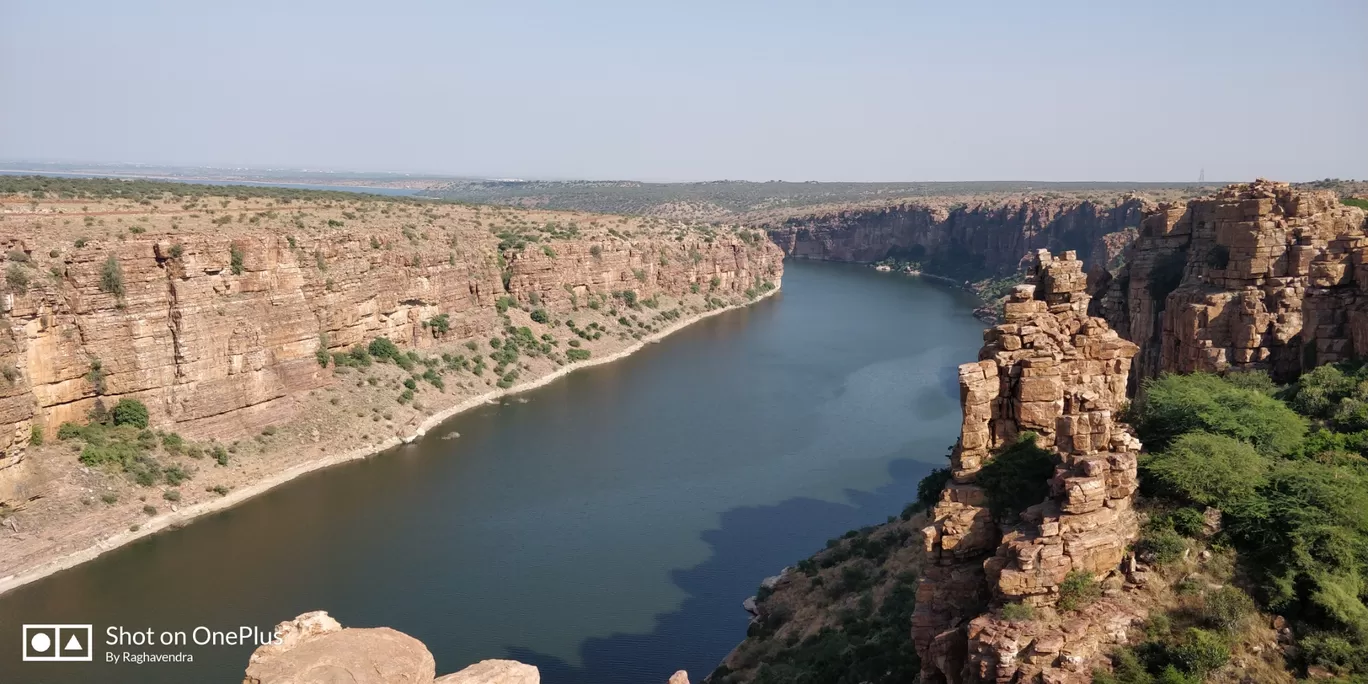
0;260;986;683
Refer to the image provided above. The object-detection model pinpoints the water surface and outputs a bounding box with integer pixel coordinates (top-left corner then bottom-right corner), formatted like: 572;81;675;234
0;261;985;683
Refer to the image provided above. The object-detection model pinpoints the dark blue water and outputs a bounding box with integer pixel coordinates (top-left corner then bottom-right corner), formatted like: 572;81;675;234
0;261;985;683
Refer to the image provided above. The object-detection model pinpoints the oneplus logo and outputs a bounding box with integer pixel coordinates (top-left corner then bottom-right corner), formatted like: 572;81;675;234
23;624;93;661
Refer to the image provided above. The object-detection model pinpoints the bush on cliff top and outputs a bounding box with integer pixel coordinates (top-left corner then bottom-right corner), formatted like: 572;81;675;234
1136;369;1368;678
1131;372;1305;456
1141;432;1268;508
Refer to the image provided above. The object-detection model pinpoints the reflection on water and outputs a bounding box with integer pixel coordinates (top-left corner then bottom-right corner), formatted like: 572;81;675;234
0;261;986;683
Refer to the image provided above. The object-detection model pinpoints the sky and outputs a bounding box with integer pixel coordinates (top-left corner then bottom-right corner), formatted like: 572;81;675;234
1;0;1365;182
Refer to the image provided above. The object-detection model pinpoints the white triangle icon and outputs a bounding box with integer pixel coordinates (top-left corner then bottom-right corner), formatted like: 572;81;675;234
65;634;82;651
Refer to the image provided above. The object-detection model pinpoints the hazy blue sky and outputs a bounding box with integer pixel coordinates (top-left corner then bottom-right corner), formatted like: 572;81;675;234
2;1;1364;182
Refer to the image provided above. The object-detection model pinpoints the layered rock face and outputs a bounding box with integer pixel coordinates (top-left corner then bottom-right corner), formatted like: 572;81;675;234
914;250;1143;683
1093;180;1368;383
0;204;782;501
765;197;1151;276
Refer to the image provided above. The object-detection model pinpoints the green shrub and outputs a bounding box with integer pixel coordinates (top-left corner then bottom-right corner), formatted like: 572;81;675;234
163;489;181;502
1223;459;1368;636
79;440;139;467
6;263;29;293
368;337;400;361
1168;508;1206;537
908;466;951;516
1093;648;1156;684
1200;586;1254;633
530;308;550;324
566;348;590;362
29;424;43;446
1300;631;1368;674
160;432;184;453
975;433;1055;519
164;464;190;486
1137;527;1186;566
1221;369;1278;394
229;244;245;275
1166;628;1229;675
425;313;450;334
1133;372;1305;456
57;422;84;440
111;398;150;428
1141;432;1268;508
1000;602;1035;622
1288;363;1356;418
1057;570;1100;611
100;255;124;296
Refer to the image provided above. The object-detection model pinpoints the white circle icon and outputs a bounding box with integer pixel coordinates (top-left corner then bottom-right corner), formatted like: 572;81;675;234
30;632;52;653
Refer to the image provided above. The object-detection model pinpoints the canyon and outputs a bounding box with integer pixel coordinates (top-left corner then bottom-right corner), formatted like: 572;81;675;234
763;196;1154;279
9;177;1368;683
0;180;782;592
714;181;1368;683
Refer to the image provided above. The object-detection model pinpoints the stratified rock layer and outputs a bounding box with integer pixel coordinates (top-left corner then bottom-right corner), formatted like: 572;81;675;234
0;220;781;501
765;197;1152;276
914;250;1142;683
1093;179;1368;383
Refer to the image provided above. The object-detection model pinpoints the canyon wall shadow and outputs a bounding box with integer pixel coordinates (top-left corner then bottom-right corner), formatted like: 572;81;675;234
503;454;942;684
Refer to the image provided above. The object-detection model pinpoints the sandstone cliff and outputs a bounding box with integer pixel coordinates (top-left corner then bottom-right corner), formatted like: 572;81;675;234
711;251;1149;684
763;197;1152;278
1093;180;1368;384
0;184;782;585
914;250;1145;683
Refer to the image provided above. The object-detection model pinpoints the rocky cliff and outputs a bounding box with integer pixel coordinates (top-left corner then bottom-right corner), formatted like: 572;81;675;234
914;250;1145;683
1092;180;1368;384
711;251;1149;684
0;185;782;506
763;197;1152;278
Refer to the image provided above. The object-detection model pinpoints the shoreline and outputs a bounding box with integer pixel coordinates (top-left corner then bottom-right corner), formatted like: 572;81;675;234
0;285;781;597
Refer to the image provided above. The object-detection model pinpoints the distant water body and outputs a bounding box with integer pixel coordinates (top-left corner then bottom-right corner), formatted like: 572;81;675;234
0;169;420;196
0;261;986;684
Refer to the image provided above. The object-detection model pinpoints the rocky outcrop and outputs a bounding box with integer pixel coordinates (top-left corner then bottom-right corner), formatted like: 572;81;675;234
914;250;1143;683
765;197;1151;277
0;197;782;502
435;660;541;684
243;611;538;684
1093;180;1368;383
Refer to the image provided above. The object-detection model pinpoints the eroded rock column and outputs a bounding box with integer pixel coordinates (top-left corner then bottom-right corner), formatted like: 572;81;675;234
914;250;1142;684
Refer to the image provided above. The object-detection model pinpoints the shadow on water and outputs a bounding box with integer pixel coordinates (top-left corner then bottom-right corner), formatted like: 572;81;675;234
506;456;936;684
